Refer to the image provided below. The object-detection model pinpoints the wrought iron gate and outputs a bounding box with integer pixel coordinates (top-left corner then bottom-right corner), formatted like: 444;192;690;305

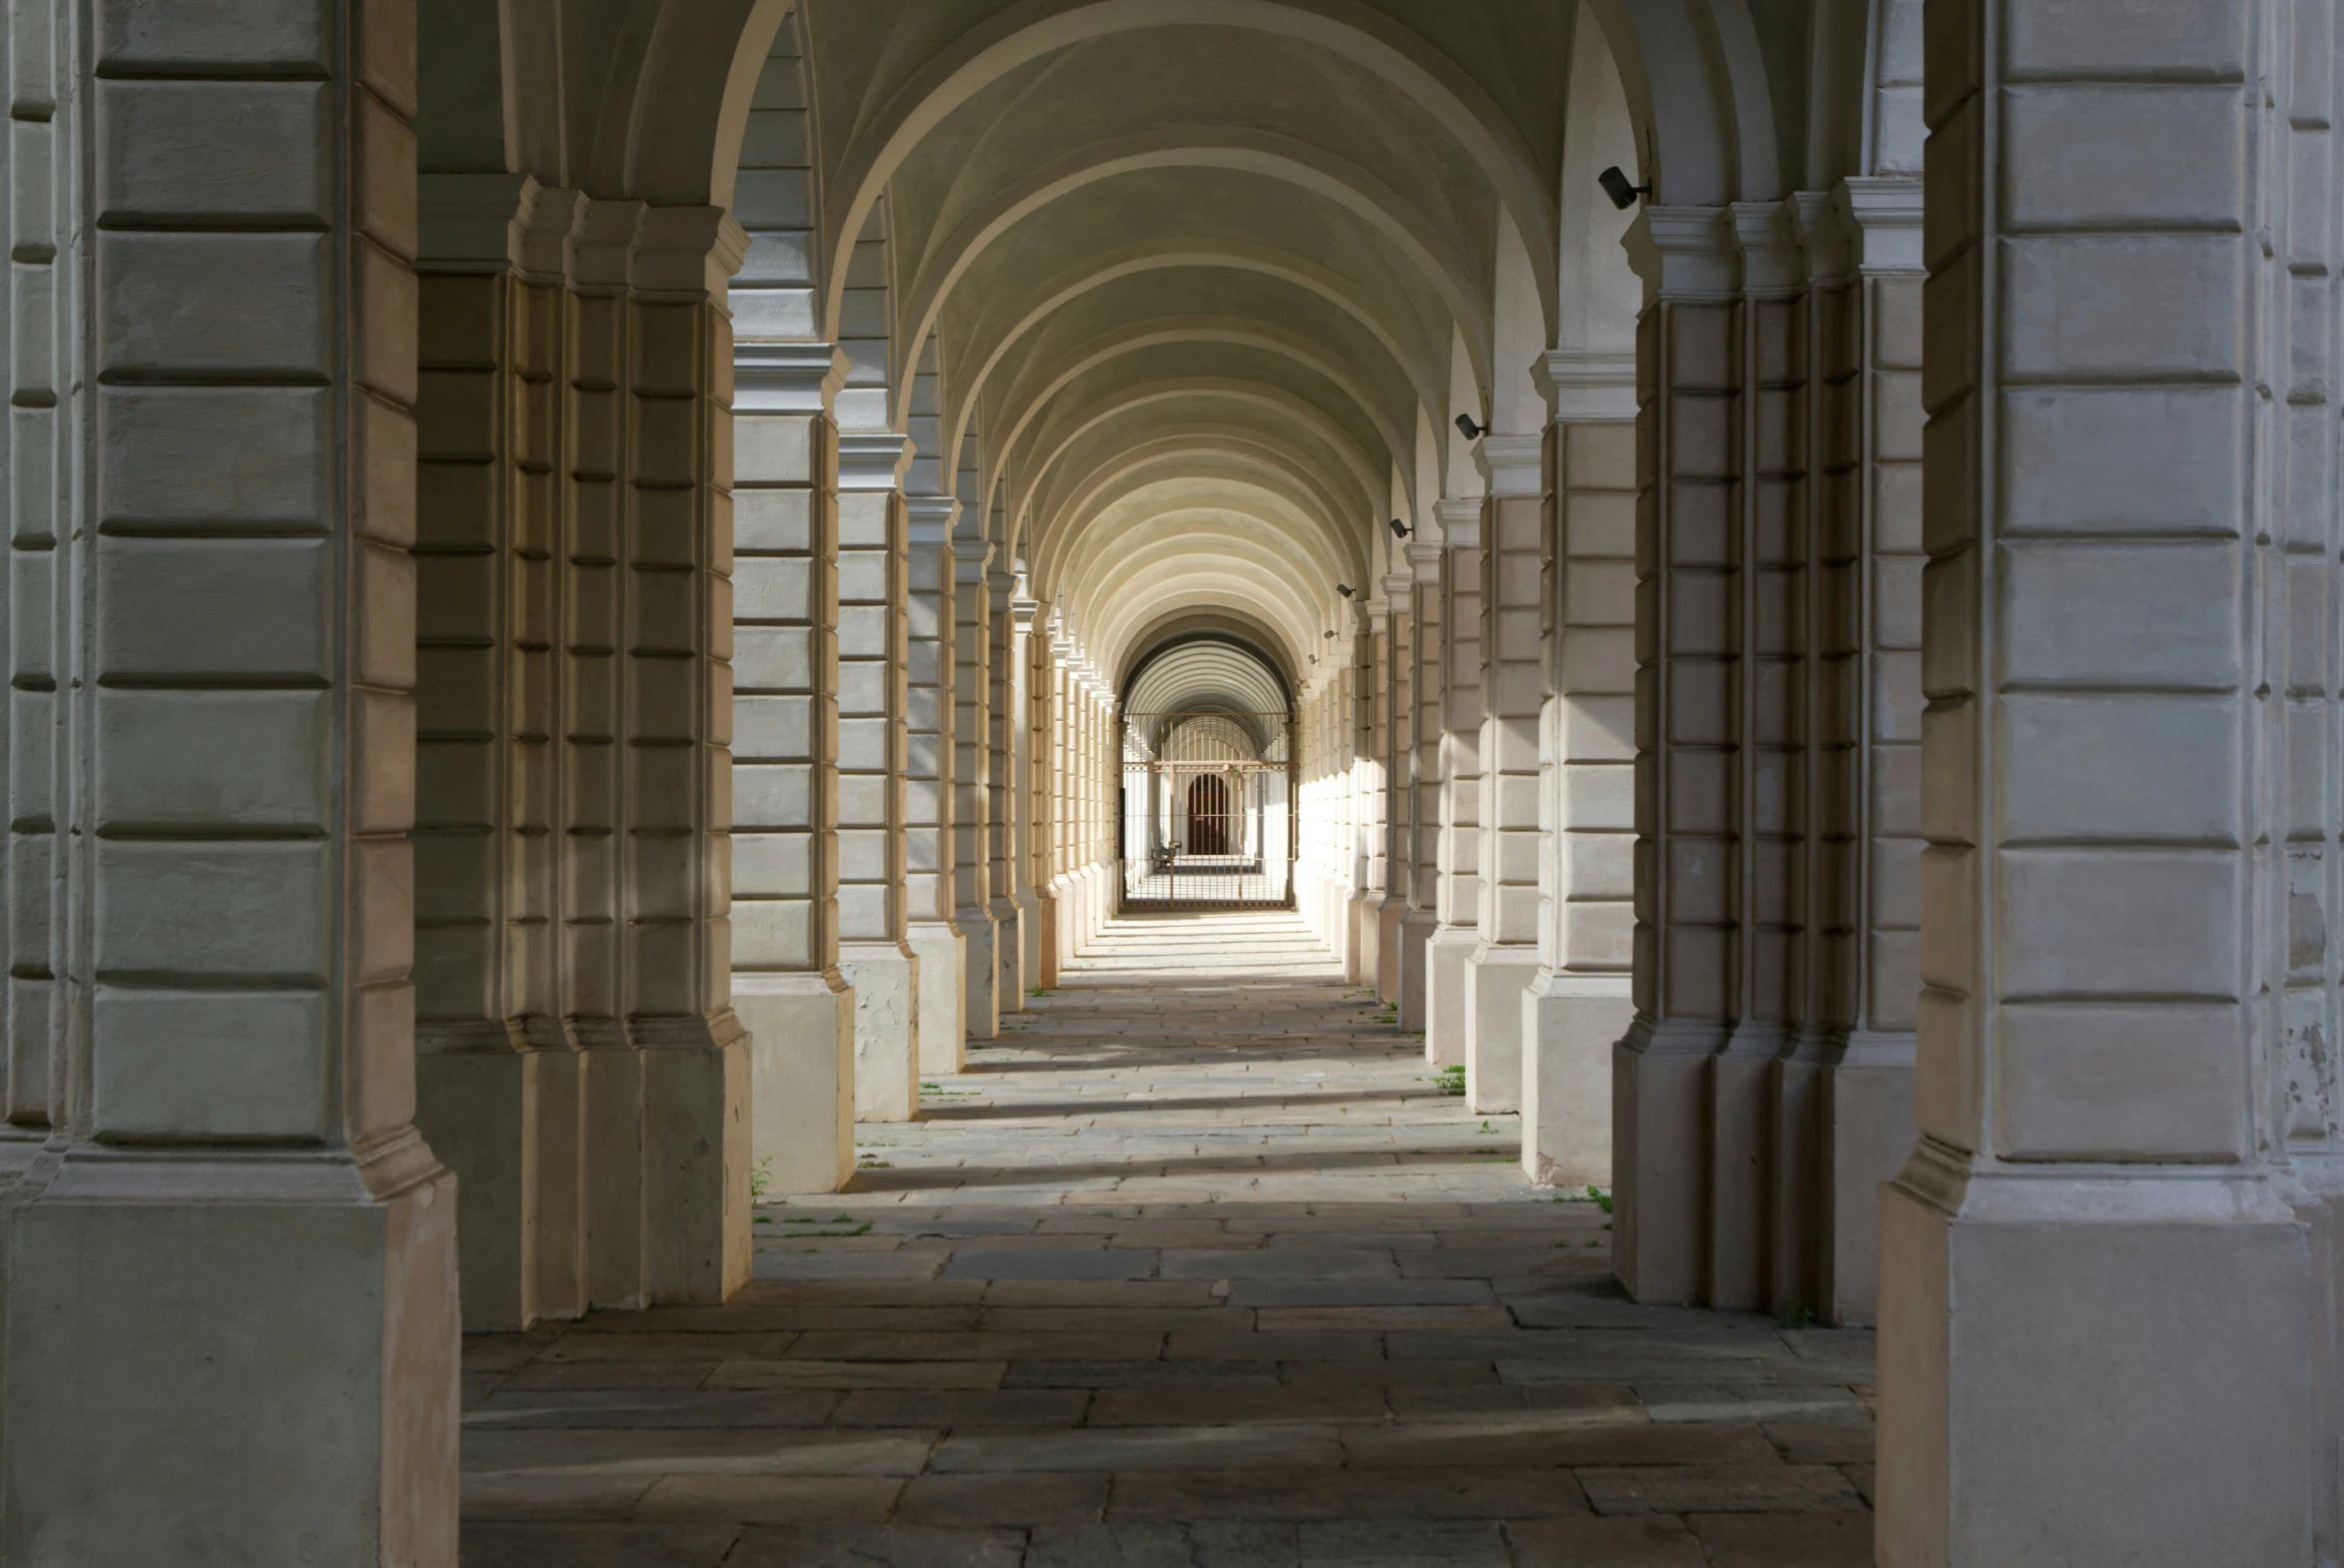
1121;709;1294;908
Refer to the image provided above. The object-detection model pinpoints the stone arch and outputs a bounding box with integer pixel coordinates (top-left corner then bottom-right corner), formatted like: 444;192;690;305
986;320;1417;507
1581;0;1783;204
732;5;826;344
1046;438;1368;582
938;242;1452;488
812;0;1561;345
620;0;793;206
889;133;1490;425
1016;380;1384;573
1802;0;1925;184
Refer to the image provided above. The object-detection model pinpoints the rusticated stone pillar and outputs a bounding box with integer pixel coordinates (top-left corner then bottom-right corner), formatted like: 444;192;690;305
1776;182;1924;1326
731;345;854;1194
1346;605;1383;986
1046;623;1073;971
1;5;460;1557
836;434;919;1120
1698;205;1808;1313
955;522;1000;1041
904;494;966;1073
1398;541;1444;1033
1520;352;1638;1188
1424;497;1484;1067
1375;579;1413;1009
1349;651;1368;970
410;175;556;1332
0;0;65;1177
572;200;653;1303
988;564;1025;1018
1463;433;1547;1112
1017;592;1055;984
1615;208;1740;1304
625;210;753;1304
1879;3;2315;1560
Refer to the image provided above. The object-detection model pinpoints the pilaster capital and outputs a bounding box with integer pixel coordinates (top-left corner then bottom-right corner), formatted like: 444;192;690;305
1405;541;1445;580
838;431;913;492
633;206;752;302
517;187;588;285
416;171;537;274
1731;200;1805;297
1624;205;1738;302
905;493;959;546
1379;572;1414;607
1011;596;1043;629
1536;348;1637;423
1837;175;1925;275
1785;189;1851;283
734;344;845;414
1434;496;1484;551
1473;432;1545;499
574;200;648;294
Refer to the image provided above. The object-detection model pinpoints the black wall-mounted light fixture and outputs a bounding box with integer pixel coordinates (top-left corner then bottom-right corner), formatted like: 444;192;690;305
1336;583;1355;599
1324;629;1338;639
1454;412;1484;441
1598;165;1651;211
1390;518;1411;539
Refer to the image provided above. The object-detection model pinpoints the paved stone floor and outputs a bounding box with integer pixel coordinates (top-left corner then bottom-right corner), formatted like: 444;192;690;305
461;910;1877;1566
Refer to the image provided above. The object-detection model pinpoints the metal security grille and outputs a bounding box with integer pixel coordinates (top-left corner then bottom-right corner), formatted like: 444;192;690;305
1121;710;1294;908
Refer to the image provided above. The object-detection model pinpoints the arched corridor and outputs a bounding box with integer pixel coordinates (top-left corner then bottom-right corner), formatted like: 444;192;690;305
464;910;1876;1566
1;0;2337;1561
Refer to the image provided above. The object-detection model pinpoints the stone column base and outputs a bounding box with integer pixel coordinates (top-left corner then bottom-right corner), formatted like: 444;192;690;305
1815;1039;1914;1326
1396;907;1437;1033
958;907;1000;1043
2;1147;459;1565
1032;888;1059;989
1375;895;1409;1006
1460;943;1540;1112
635;1011;753;1305
578;1019;647;1309
1047;876;1078;976
1613;1019;1715;1304
990;898;1025;1023
1519;972;1631;1187
522;1021;587;1322
413;1026;537;1331
1879;1151;2314;1568
735;972;854;1194
840;941;920;1121
1014;886;1045;991
906;919;967;1076
1423;925;1478;1067
1346;889;1377;986
1707;1028;1783;1312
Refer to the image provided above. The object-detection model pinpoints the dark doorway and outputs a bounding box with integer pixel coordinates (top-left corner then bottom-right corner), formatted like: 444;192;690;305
1186;774;1231;855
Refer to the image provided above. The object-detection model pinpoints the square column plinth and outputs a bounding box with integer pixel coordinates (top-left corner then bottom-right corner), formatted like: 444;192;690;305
4;1160;459;1564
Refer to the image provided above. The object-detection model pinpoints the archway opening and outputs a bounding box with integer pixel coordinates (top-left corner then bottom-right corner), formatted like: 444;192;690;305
1119;634;1295;908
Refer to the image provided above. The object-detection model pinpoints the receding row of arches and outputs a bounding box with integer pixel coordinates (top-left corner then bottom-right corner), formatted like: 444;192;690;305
0;0;2330;1562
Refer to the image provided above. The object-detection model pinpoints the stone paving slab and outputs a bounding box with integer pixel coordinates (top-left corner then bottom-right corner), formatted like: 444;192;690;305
459;910;1878;1567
